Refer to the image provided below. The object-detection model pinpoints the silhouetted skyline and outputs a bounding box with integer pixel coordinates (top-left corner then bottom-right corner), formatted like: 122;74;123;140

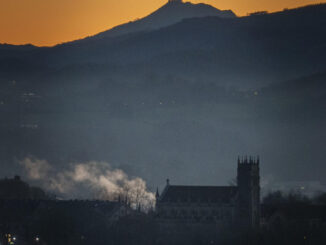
1;0;326;46
0;1;325;203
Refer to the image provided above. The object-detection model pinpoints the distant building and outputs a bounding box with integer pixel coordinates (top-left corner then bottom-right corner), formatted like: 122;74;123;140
155;156;260;230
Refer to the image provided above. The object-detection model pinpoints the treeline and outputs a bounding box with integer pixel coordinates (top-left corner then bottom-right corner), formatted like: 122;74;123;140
0;176;51;200
2;196;325;245
1;178;326;245
263;190;326;205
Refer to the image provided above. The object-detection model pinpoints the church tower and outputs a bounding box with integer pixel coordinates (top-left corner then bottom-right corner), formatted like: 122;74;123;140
237;156;260;229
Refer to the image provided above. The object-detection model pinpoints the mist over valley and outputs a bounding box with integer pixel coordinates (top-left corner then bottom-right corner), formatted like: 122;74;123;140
0;2;326;198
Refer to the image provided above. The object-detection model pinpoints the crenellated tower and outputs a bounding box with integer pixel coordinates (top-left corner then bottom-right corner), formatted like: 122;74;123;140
237;156;260;229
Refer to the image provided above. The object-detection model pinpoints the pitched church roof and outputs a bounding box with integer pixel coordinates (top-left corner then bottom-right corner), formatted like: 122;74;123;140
159;185;238;204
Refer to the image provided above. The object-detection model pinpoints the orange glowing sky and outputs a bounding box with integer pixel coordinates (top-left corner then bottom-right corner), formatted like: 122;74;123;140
0;0;325;46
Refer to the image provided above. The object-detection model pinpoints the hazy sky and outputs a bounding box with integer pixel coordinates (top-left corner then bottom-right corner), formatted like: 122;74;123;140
0;0;325;46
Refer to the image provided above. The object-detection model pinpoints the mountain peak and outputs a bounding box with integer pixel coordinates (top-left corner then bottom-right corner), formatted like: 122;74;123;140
168;0;183;3
75;1;236;44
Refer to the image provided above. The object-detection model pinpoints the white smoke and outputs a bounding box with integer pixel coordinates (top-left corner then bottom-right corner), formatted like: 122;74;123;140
21;157;52;180
20;157;155;210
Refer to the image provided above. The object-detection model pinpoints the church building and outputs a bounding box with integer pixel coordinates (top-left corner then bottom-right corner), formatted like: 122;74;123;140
155;156;260;229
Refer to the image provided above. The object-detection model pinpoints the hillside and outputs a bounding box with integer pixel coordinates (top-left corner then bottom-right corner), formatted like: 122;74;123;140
1;3;324;88
78;0;235;43
0;3;325;188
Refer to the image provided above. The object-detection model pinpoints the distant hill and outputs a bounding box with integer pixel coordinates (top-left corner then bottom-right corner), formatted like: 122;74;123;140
1;3;326;88
28;3;324;88
0;44;37;51
73;0;235;44
0;4;326;187
262;71;326;98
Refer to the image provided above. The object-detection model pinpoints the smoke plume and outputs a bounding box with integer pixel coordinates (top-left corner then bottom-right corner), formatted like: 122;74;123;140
20;157;155;209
